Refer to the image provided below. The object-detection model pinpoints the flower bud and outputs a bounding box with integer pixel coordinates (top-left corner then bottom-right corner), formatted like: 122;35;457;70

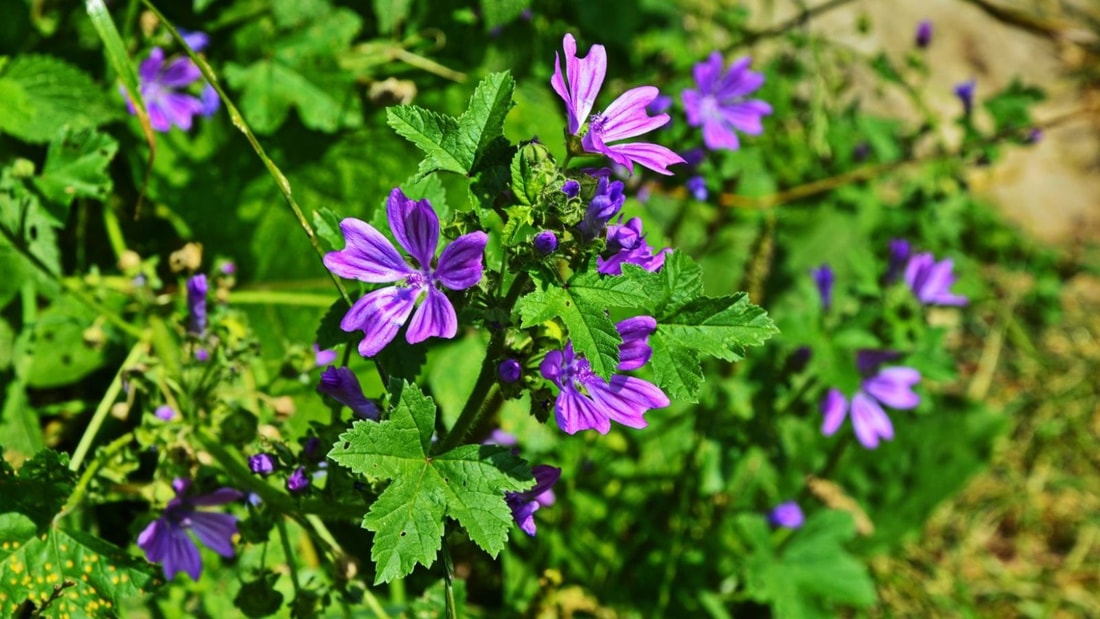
498;358;522;383
533;231;558;255
249;453;276;476
511;140;557;206
287;466;310;493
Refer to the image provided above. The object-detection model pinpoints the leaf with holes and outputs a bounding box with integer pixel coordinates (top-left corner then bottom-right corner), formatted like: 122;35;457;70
34;127;118;222
0;450;159;618
327;381;532;584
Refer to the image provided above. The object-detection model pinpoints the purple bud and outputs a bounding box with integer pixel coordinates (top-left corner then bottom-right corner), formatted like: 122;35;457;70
498;358;522;383
177;27;209;53
1026;128;1043;144
249;453;276;476
287;467;310;493
915;19;933;48
853;142;871;162
484;428;518;447
194;348;209;363
318;366;381;421
561;179;580;198
187;274;208;335
220;261;237;275
680;148;706;168
768;501;804;529
580;177;625;241
810;264;834;310
533;231;558;255
303;437;322;461
313;343;337;367
954;80;976;115
155;405;176;421
686;176;708;201
646;94;673;115
885;238;911;283
521;8;533;21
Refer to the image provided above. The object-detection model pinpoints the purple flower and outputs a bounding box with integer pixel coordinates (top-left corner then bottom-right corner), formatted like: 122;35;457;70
302;437;323;461
915;20;933;48
904;252;968;306
125;48;208;132
194;348;209;363
682;53;772;151
810;264;834;310
220;261;237;275
821;352;921;449
551;34;684;175
886;238;911;283
249;453;276;476
1027;128;1043;144
540;317;669;434
954;80;976;115
323;188;488;357
498;358;522;383
534;231;558;255
506;464;561;536
313;343;337;367
686;176;708;201
579;176;625;240
561;179;581;198
768;501;805;529
187;274;207;335
155;405;176;421
287;467;311;493
318;366;381;421
597;217;669;276
137;478;243;581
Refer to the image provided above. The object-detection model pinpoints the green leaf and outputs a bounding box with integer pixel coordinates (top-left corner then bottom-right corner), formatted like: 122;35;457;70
24;295;110;389
0;168;62;284
650;251;704;317
387;72;515;177
648;334;703;402
0;449;75;529
328;382;532;583
984;80;1044;133
657;293;778;362
0;382;43;461
739;511;875;618
33;128;119;222
0;513;160;619
312;207;345;253
516;265;665;379
223;4;363;134
458;72;516;172
386;105;467;176
0;450;159;617
0;54;117;144
315;298;351;351
225;59;362;135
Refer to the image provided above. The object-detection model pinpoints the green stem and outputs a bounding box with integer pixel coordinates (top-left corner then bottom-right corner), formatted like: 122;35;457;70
276;519;302;596
434;273;529;454
62;279;144;339
69;342;146;472
798;436;849;503
102;204;127;263
56;433;134;524
442;539;458;619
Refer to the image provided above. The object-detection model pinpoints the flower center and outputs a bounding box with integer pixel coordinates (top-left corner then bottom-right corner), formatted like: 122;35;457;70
699;95;723;122
588;112;608;136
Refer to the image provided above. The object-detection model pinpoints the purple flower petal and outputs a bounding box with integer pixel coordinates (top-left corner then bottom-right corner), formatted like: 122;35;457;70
146;101;172;133
592;86;670;143
188;511;237;558
341;285;420;357
539;349;564;386
178;28;209;53
862;367;921;409
551;33;607;135
161;92;204;131
616;316;656;371
435;232;488;290
386;188;439;268
200;83;220;116
587;375;669;429
164;525;202;581
406;286;458;344
318;366;380;420
556;388;610;435
324;218;413;283
768;501;805;529
139;48;165;84
160;56;202;87
596;142;684;176
821;388;848;436
851;391;894;449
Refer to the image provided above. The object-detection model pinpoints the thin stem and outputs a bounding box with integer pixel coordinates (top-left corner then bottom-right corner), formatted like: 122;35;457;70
276;519;302;596
55;433;134;524
442;539;458;619
798;436;849;503
62;279;144;339
69;342;146;471
140;0;352;308
434;273;529;454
